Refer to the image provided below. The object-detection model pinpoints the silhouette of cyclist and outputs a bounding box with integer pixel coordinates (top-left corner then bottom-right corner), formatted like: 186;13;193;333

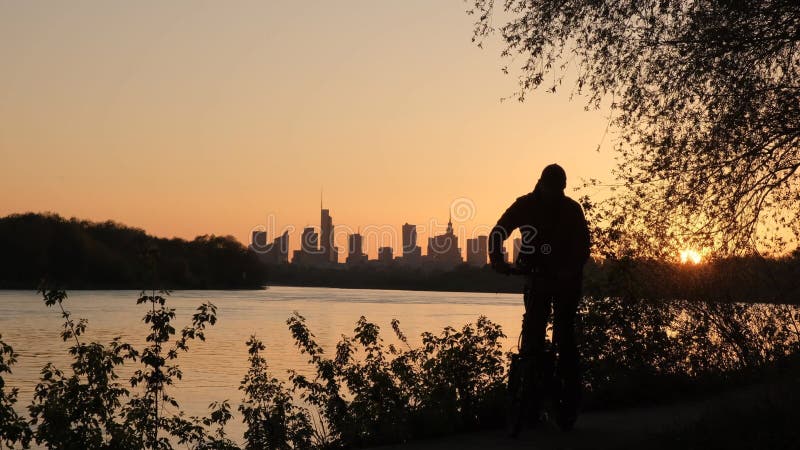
489;163;590;431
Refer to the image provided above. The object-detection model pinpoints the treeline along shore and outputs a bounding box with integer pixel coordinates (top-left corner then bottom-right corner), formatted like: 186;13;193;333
266;256;800;304
0;213;268;289
2;212;800;304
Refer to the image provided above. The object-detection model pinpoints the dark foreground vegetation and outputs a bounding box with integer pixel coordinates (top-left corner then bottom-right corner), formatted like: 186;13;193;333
2;286;800;449
0;213;266;289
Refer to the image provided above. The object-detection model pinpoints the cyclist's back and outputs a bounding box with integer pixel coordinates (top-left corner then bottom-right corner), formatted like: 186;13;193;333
500;190;589;275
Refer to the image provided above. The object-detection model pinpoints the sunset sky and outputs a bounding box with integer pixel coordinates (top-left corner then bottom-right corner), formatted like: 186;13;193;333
0;1;615;258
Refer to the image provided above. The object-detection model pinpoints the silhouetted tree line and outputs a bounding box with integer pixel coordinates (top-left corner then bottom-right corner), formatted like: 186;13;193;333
0;213;267;289
266;254;800;305
265;264;526;294
4;213;800;303
583;254;800;305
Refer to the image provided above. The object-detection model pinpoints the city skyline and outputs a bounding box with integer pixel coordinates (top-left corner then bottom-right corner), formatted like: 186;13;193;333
250;198;517;266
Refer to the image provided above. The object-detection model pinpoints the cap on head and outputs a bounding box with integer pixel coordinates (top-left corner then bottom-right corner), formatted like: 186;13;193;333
539;164;567;191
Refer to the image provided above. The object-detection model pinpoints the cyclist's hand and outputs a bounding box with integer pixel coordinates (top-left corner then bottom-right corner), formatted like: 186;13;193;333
492;260;512;275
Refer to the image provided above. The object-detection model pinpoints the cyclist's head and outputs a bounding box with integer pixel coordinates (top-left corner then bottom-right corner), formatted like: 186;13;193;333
535;164;566;198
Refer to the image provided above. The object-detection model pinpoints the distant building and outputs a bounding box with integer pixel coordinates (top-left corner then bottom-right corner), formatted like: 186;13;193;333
513;237;522;266
426;215;462;269
293;226;327;266
378;246;394;264
466;235;488;267
401;223;422;266
320;208;338;264
346;232;368;265
402;223;417;253
301;227;318;253
252;230;268;250
251;230;289;265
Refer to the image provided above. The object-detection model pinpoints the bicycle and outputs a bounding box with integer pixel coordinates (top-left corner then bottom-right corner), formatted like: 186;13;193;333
505;266;576;438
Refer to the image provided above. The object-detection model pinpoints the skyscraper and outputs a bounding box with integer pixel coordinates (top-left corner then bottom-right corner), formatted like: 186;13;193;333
513;237;522;265
251;230;290;265
402;223;417;253
320;208;338;264
426;215;462;268
251;230;268;251
401;222;422;266
301;227;318;253
378;246;394;264
466;235;488;267
346;232;368;265
293;226;323;266
293;197;339;266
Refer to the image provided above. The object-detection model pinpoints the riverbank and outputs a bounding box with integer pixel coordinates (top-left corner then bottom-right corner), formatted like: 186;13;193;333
265;263;525;294
264;255;800;304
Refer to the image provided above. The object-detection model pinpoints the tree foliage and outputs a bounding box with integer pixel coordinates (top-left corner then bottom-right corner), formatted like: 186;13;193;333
123;289;219;449
0;335;31;449
0;213;266;289
468;0;800;255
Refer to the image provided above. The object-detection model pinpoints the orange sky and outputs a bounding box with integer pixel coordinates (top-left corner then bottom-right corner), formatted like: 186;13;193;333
0;1;616;259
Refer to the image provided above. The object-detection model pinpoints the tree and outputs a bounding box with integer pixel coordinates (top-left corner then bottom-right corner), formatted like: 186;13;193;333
468;0;800;256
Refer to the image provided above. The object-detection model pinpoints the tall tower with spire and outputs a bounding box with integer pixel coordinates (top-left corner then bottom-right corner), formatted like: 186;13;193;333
446;212;454;235
319;190;338;264
426;211;462;268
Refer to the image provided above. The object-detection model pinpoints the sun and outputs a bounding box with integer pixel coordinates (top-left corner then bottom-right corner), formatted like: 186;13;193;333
679;249;703;265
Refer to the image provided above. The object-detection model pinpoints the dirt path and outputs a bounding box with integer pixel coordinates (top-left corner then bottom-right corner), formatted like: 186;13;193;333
375;382;777;449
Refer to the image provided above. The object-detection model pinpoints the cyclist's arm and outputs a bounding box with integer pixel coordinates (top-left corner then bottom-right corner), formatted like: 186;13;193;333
489;196;527;266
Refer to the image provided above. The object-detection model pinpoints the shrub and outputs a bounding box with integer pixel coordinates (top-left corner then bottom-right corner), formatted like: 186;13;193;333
239;336;313;450
287;313;507;447
0;335;32;449
27;287;228;450
577;296;800;408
